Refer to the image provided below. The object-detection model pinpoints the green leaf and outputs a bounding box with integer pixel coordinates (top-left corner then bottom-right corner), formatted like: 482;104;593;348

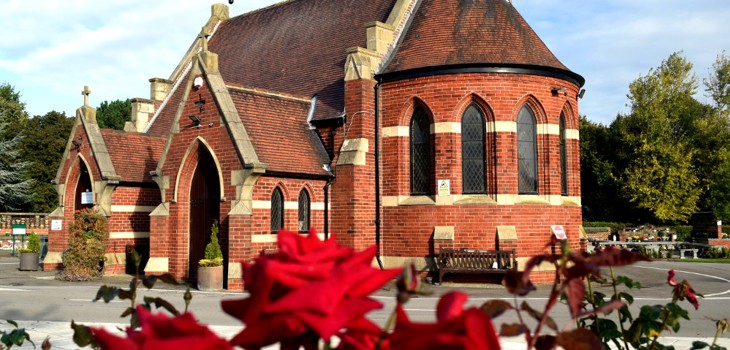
690;341;709;350
143;297;180;316
5;320;17;328
70;321;96;348
94;285;120;303
618;292;634;304
616;275;642;289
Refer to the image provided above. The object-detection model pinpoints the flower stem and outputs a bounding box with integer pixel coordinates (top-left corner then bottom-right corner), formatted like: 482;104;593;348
610;266;630;350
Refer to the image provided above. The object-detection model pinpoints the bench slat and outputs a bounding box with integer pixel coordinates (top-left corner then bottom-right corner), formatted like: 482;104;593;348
437;247;517;284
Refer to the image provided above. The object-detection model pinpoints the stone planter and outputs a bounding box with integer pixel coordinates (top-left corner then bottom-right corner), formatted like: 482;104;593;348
197;265;223;291
19;252;40;271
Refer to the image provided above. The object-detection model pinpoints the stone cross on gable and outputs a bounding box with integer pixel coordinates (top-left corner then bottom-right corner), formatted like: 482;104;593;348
82;85;91;106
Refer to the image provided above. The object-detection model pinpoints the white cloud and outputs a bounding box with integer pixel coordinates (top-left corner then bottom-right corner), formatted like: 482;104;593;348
517;0;730;124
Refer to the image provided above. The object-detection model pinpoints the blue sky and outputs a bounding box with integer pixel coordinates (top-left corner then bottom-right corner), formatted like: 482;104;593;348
1;0;728;125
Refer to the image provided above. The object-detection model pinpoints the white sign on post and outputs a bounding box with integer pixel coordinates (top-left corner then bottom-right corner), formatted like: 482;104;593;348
51;220;62;231
550;225;567;240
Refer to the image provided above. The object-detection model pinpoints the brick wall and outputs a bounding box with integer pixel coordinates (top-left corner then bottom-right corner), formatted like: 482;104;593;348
153;75;328;289
327;72;582;283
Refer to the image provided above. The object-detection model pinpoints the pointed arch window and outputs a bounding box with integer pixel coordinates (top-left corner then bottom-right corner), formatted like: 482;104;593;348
517;105;538;194
559;112;568;196
410;107;431;195
298;189;310;232
271;187;284;233
462;104;486;194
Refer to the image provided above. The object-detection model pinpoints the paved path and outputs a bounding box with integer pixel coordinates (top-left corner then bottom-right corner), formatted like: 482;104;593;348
1;252;729;349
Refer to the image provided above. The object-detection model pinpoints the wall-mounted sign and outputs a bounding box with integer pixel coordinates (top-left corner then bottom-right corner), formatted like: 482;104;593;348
11;224;26;235
550;225;567;240
51;220;62;231
438;180;451;196
81;190;93;205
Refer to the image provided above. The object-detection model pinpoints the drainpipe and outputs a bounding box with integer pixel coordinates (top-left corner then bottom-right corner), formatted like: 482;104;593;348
374;80;383;269
323;174;333;240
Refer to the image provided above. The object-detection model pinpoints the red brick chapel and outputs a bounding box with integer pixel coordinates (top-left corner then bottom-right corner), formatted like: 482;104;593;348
48;0;585;289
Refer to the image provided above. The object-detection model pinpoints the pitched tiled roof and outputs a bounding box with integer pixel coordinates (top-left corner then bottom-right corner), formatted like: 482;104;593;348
209;0;396;121
101;129;165;183
146;81;185;137
228;86;330;176
381;0;580;83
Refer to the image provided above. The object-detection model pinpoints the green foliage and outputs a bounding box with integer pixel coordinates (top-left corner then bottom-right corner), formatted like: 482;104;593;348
0;84;32;212
705;52;730;113
71;254;190;347
59;209;108;281
706;247;730;259
580;116;626;221
584;221;627;234
673;225;693;242
18;233;40;254
0;320;35;349
96;99;131;130
611;52;706;223
17;110;74;212
199;221;223;267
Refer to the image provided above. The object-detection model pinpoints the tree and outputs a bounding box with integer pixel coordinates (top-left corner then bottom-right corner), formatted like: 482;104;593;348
19;111;75;212
96;99;132;130
612;52;702;223
705;51;730;114
0;121;32;212
0;83;28;138
579;116;624;221
0;83;31;212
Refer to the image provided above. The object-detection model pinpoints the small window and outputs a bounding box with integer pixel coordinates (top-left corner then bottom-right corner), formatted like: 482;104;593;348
517;105;538;194
559;113;568;196
270;187;284;233
410;107;431;195
462;104;486;194
298;190;310;232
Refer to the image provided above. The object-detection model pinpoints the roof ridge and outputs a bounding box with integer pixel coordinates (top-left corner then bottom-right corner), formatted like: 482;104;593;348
229;0;297;19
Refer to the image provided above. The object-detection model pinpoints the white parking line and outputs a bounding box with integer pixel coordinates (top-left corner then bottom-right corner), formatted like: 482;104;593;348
634;265;730;297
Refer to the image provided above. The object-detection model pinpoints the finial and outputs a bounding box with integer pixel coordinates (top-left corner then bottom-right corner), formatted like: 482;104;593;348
82;85;91;106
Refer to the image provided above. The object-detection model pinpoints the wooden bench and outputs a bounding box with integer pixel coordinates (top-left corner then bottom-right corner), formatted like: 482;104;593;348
437;247;517;284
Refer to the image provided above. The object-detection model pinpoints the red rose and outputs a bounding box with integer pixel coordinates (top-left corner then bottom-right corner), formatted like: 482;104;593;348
667;269;702;310
90;306;232;350
336;317;389;350
384;291;501;350
222;231;402;350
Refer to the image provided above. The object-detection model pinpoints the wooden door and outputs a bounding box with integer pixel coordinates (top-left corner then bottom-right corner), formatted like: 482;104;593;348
188;151;220;282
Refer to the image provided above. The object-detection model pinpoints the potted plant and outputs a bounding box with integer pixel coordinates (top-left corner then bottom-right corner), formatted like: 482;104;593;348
19;233;41;271
197;221;223;291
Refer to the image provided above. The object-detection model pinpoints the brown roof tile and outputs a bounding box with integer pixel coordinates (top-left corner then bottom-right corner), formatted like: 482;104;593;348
228;87;330;176
209;0;396;121
146;82;185;137
382;0;578;80
101;129;165;183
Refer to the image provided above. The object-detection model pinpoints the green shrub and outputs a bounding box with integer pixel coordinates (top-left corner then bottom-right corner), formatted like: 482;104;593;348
19;233;41;254
673;225;693;242
583;221;627;234
199;221;223;268
706;246;730;259
59;209;108;281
